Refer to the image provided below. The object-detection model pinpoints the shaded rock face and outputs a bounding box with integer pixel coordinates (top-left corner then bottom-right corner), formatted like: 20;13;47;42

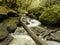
39;6;60;26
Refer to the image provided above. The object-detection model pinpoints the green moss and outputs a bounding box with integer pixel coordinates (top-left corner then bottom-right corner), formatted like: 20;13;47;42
0;6;16;14
39;5;60;26
28;7;45;19
0;17;19;33
3;17;19;33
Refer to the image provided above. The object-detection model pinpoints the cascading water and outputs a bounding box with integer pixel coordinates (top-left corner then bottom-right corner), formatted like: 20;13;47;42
9;18;60;45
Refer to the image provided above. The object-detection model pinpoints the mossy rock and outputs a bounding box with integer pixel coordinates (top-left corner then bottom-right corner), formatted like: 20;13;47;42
39;5;60;26
0;17;19;41
3;17;19;33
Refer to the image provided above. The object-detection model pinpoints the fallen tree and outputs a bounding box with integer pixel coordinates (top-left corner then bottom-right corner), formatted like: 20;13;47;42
19;15;48;45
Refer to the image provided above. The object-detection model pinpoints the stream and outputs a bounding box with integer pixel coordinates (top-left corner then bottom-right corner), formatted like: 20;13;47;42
9;18;60;45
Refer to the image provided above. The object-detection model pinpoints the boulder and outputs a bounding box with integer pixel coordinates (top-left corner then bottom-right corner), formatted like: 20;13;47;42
3;17;19;33
39;5;60;26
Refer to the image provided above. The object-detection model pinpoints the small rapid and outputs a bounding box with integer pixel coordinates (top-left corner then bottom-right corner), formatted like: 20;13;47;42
9;19;60;45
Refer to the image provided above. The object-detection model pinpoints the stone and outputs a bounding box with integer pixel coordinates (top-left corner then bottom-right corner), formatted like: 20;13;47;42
39;5;60;26
3;17;19;33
